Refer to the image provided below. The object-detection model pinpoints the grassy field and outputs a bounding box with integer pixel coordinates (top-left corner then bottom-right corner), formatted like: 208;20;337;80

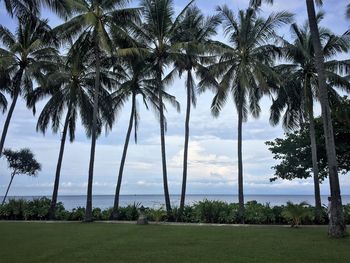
0;222;349;263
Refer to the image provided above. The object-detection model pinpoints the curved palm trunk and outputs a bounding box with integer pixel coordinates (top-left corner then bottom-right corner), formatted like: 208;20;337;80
48;108;71;220
305;84;322;221
1;173;15;205
111;93;136;220
157;65;172;215
306;0;346;237
85;45;100;222
179;70;192;216
237;97;245;224
0;69;24;156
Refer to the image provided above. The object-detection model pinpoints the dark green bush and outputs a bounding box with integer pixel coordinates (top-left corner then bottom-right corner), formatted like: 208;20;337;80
344;204;350;224
117;202;140;220
244;201;275;224
70;207;85;221
193;200;233;223
0;198;347;225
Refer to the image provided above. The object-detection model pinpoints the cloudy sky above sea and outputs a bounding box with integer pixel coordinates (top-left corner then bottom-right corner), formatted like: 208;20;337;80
0;0;349;198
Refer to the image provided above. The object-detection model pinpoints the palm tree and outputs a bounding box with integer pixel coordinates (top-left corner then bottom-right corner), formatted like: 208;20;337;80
171;6;220;216
55;0;140;222
130;0;193;215
270;21;350;221
28;41;114;220
200;6;293;222
249;0;273;9
110;58;179;219
305;0;347;237
0;67;10;113
282;201;312;227
0;18;58;156
2;0;70;18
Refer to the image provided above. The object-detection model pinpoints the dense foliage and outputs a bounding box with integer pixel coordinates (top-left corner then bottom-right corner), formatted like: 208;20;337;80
2;198;349;225
266;98;350;182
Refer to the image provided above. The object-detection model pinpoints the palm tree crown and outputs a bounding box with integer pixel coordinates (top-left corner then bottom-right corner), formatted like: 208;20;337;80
200;6;293;222
0;17;58;155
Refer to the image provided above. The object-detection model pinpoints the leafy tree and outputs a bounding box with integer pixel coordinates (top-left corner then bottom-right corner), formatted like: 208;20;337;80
305;0;346;237
55;0;140;222
1;148;41;206
171;6;220;216
28;41;114;220
266;102;350;183
199;6;293;222
129;0;192;215
269;20;350;215
0;18;58;156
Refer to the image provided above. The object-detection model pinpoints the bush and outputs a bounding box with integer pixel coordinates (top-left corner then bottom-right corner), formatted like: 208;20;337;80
118;203;140;221
70;207;85;221
147;207;167;222
344;204;350;224
282;201;313;227
193;200;233;224
23;197;51;220
244;201;275;224
0;198;347;225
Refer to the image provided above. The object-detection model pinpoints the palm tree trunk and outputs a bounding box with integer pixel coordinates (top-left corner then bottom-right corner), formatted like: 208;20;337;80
48;107;71;220
179;70;192;216
111;93;136;220
157;64;172;215
306;0;346;237
85;44;100;222
1;173;15;206
0;69;24;156
237;89;244;224
308;102;322;218
305;83;322;221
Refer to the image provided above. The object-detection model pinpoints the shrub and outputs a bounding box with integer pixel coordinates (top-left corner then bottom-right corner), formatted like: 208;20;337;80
147;207;167;222
23;197;51;220
282;201;313;227
70;207;85;221
244;201;275;224
118;202;140;221
193;200;233;224
344;204;350;225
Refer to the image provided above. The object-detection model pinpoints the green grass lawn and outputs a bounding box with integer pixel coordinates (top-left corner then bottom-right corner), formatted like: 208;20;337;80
0;223;349;263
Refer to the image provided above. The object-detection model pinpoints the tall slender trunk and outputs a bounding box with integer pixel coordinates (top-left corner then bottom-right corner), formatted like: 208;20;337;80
0;69;24;156
305;82;322;220
111;93;136;220
2;173;15;206
179;70;192;216
237;88;244;223
306;0;346;237
85;44;100;222
157;64;172;214
48;107;71;220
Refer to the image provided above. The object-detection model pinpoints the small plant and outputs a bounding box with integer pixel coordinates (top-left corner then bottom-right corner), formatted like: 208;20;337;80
282;201;313;227
148;206;167;222
1;148;41;205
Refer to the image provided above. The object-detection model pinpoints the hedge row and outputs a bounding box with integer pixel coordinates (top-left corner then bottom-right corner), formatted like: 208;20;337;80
1;198;350;225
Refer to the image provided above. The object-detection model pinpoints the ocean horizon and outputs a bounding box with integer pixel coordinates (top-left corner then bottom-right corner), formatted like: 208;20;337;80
2;194;350;211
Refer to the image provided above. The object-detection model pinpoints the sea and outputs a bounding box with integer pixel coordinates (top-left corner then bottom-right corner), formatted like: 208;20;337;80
2;195;350;211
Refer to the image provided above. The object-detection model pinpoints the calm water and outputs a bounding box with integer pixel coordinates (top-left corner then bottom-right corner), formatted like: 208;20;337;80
3;195;350;210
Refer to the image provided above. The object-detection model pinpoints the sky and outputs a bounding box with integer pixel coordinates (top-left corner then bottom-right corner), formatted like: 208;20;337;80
0;0;349;198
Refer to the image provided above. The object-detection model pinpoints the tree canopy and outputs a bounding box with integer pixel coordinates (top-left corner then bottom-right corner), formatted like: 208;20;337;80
266;97;350;182
3;148;41;176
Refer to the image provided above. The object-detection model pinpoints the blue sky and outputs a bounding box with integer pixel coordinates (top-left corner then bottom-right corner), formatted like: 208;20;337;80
0;0;349;197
